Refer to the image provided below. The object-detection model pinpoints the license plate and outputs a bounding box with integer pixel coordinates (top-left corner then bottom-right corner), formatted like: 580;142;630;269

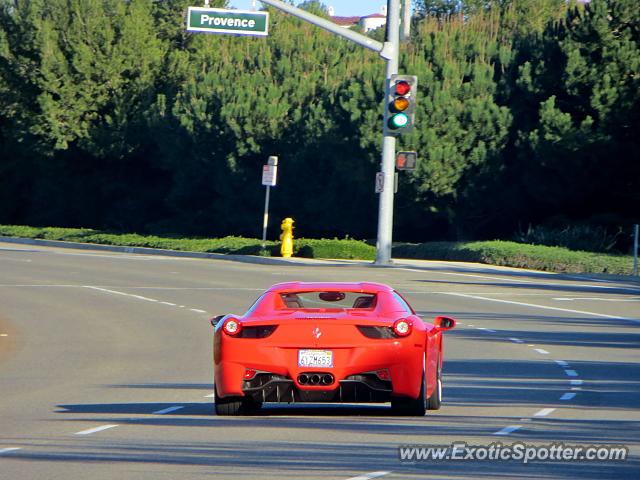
298;349;333;368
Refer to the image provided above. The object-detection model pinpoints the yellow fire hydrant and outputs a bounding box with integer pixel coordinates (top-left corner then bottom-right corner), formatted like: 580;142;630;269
280;217;294;258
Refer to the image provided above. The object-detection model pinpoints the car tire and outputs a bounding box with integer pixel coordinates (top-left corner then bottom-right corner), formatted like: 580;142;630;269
391;354;427;416
214;385;245;416
427;356;442;410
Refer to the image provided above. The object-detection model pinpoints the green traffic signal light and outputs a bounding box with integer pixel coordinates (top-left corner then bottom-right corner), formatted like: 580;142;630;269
389;112;409;129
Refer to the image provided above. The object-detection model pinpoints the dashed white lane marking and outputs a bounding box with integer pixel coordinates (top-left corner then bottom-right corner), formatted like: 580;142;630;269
555;360;569;367
564;369;579;377
153;406;184;415
494;425;522;436
570;379;583;386
204;393;216;398
75;424;119;435
560;393;577;401
534;348;550;355
0;447;21;454
85;286;158;302
442;292;640;323
84;286;208;314
534;408;556;417
345;471;391;480
0;333;8;337
509;337;524;343
477;327;497;333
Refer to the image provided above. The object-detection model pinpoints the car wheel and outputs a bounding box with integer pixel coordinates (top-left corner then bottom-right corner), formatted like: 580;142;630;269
427;355;442;410
391;353;427;416
214;385;244;416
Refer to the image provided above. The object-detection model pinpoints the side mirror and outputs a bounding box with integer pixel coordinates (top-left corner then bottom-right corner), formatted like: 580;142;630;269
434;316;456;331
210;315;225;327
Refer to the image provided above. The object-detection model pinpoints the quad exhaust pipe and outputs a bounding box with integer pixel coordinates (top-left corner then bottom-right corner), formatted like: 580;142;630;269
297;373;334;386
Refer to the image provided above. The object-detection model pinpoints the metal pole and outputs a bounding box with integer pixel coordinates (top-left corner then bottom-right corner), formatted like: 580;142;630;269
262;186;270;245
259;0;386;56
375;0;400;265
633;224;639;276
401;0;411;41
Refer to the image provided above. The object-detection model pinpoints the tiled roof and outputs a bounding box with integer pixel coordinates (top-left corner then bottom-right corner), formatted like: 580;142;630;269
331;16;360;26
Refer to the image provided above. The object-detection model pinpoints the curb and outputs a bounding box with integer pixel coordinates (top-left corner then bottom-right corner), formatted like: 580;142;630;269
2;236;638;284
0;236;332;267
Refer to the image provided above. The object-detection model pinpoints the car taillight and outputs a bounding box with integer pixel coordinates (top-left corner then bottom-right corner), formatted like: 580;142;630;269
356;326;395;339
243;368;257;380
239;325;278;339
393;318;412;337
222;318;242;336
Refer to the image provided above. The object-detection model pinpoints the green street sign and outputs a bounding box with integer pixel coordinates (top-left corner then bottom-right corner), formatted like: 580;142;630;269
187;7;269;36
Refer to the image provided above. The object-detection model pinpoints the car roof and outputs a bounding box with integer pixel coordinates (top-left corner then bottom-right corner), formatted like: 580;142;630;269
267;282;393;293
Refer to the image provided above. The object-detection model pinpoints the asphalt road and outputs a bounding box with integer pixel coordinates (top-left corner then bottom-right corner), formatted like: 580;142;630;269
0;241;638;479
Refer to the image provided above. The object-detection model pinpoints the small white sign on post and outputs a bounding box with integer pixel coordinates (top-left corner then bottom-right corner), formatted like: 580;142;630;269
262;164;278;186
375;172;384;193
261;156;278;243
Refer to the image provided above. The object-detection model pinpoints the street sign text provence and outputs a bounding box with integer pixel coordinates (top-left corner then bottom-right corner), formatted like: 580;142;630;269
187;7;269;36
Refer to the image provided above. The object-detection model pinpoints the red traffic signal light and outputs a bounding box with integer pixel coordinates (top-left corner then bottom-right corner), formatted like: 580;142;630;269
395;81;411;96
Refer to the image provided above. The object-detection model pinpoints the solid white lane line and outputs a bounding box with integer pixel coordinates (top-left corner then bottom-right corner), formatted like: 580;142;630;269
160;301;177;306
555;360;569;367
564;369;579;377
75;424;119;435
494;425;522;436
153;406;184;415
443;292;639;322
345;472;391;480
560;393;577;401
534;408;556;417
534;348;550;355
509;337;524;343
402;268;640;293
570;379;583;385
0;448;21;454
553;297;640;302
0;284;80;288
190;308;207;313
204;393;216;398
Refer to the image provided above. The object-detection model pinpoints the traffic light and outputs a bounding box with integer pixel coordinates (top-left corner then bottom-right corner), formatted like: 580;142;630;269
396;151;417;170
385;74;417;136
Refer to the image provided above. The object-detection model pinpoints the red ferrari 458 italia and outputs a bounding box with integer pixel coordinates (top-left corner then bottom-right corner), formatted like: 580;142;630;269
211;282;455;416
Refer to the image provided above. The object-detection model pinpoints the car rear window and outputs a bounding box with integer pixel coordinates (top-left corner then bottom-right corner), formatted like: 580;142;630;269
279;292;377;310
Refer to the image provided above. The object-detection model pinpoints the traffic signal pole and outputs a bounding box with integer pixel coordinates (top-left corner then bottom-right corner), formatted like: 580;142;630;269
376;0;400;265
257;0;401;264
